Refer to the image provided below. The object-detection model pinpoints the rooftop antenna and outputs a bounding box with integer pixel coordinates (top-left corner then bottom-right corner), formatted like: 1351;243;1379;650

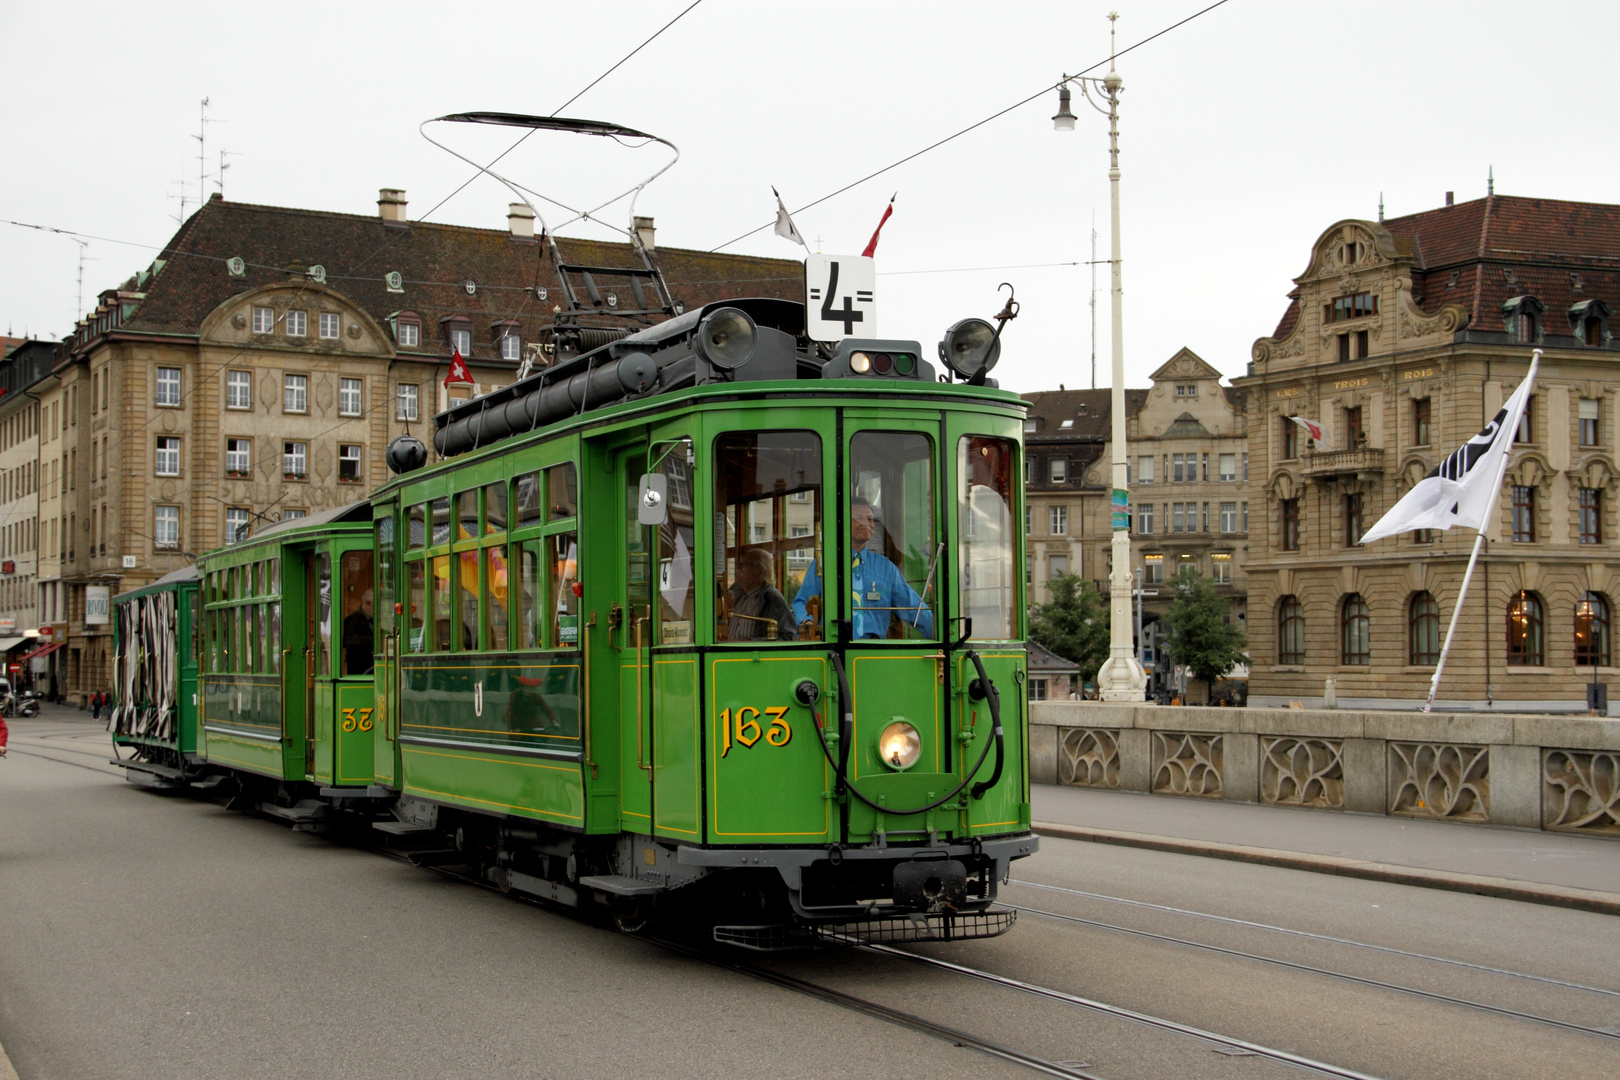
1089;212;1098;389
1488;165;1494;196
1378;192;1384;223
70;237;97;319
193;97;225;204
217;149;242;199
168;179;197;224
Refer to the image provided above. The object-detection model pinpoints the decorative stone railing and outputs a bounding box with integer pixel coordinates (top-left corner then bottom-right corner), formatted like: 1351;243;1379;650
1300;446;1384;480
1032;702;1620;837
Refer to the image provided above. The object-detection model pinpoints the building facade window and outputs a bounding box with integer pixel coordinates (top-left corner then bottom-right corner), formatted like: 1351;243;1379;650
397;320;420;348
1048;554;1068;580
227;370;252;410
338;444;362;483
451;326;471;355
1412;397;1431;446
1326;292;1379;322
286;310;307;337
1220;501;1237;533
225;508;250;544
339;378;363;416
1507;592;1544;665
284;441;307;479
1344;406;1363;449
1049;458;1067;484
155;437;180;477
1511;485;1536;542
1172;453;1186;482
1137;503;1154;534
1211;553;1231;584
1580;488;1602;544
1277;596;1304;664
1516;397;1535;443
284;374;308;414
1049;505;1068;534
1340;594;1370;665
1219;453;1236;482
1409;592;1440;665
319;312;340;340
1345;492;1364;545
1137;455;1154;484
226;438;251;476
156;367;181;407
1281;498;1300;551
1142;554;1163;584
1172;502;1187;533
1024;506;1031;535
501;332;521;361
252;306;275;334
1580;398;1601;446
154;506;179;549
1576;592;1611;667
1281;418;1298;460
397;384;420;421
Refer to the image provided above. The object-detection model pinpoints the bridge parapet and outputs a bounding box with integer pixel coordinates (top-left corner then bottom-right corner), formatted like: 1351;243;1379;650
1029;702;1620;837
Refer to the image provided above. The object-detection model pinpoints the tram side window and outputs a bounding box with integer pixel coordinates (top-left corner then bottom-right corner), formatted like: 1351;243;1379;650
514;472;543;530
548;463;577;520
408;504;426;549
376;516;395;655
483;482;507;535
840;432;937;640
244;596;257;673
269;601;281;673
959;436;1017;640
714;431;820;644
484;547;508;652
341;550;375;675
551;533;579;646
656;443;696;645
431;555;452;651
430;498;451;546
406;561;426;653
315;551;333;676
517;542;542;649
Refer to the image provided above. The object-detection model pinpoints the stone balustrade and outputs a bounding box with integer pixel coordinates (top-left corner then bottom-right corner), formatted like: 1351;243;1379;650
1028;701;1620;837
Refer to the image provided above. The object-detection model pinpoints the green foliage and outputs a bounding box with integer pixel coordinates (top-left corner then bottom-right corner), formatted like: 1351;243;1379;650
1161;566;1249;691
1028;573;1110;683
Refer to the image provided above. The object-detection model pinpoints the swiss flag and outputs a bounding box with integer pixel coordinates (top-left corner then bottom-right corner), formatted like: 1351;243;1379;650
443;349;473;388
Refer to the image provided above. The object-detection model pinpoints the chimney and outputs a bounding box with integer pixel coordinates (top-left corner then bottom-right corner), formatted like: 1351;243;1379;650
378;188;408;223
634;215;656;252
1444;191;1454;207
508;202;536;239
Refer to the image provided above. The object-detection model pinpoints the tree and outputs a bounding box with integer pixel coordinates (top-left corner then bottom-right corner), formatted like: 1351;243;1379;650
1160;566;1249;702
1028;573;1110;685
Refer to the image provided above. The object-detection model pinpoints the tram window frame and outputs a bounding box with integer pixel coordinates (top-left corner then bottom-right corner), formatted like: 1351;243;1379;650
376;516;396;659
713;430;821;645
511;459;581;651
407;503;426;550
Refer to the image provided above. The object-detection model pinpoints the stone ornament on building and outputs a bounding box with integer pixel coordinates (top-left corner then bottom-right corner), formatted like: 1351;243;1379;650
1542;749;1620;835
1059;727;1121;789
1389;742;1488;821
1152;731;1223;797
1260;736;1345;808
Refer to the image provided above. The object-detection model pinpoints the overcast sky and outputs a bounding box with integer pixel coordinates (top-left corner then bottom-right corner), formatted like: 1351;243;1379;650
3;1;1615;394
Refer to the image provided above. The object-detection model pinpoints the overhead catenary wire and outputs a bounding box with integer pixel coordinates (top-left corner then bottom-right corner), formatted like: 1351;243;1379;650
708;0;1235;253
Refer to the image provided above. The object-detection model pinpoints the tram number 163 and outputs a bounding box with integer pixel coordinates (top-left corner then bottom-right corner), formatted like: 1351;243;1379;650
719;706;791;757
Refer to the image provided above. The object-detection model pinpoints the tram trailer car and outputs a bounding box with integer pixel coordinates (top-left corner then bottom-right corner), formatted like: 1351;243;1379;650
117;297;1038;947
111;566;201;785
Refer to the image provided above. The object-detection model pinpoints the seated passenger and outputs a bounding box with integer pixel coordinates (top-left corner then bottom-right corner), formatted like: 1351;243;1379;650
793;498;934;639
726;548;795;641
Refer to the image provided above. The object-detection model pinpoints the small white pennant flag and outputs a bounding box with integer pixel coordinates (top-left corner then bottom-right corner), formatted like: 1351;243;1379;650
1359;351;1540;545
772;187;806;248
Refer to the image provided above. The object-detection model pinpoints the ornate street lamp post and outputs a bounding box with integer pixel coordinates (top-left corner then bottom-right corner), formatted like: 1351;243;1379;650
1055;12;1146;701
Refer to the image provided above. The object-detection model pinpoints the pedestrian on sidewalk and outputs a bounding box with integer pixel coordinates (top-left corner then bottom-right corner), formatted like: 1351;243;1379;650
0;712;8;756
90;690;103;722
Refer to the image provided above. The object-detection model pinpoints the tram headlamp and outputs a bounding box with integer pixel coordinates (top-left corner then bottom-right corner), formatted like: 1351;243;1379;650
938;318;1001;381
850;351;872;373
877;720;922;771
695;307;757;370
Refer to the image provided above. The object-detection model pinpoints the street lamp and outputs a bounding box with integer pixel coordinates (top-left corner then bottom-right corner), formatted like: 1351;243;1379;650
1056;12;1145;701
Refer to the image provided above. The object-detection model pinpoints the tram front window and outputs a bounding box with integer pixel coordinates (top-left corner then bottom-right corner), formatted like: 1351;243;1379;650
794;432;937;641
714;431;820;643
959;436;1016;640
341;550;375;674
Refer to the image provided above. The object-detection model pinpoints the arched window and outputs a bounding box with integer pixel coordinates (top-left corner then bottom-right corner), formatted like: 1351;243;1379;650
1277;595;1304;664
1507;591;1544;666
1409;591;1440;665
1341;593;1370;665
1575;592;1610;667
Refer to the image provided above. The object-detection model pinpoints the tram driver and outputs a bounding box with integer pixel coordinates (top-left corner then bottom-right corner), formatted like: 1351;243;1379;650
793;497;934;640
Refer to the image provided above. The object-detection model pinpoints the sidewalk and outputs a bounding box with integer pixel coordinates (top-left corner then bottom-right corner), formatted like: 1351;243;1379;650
1032;784;1620;915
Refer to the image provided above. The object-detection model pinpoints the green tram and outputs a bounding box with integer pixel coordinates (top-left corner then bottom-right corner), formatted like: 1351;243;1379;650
111;296;1037;945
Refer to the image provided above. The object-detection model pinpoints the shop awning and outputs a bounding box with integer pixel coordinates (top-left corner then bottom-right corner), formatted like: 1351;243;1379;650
0;637;26;653
17;641;64;663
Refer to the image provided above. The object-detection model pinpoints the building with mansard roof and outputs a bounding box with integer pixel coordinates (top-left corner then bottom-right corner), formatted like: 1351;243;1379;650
39;191;800;703
1237;192;1620;712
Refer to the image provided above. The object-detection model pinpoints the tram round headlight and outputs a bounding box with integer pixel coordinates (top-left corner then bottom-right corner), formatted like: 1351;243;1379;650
696;307;757;370
850;350;872;374
938;318;1001;380
877;720;922;771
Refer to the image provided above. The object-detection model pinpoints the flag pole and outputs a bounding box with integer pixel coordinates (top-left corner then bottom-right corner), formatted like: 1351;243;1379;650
1423;348;1541;712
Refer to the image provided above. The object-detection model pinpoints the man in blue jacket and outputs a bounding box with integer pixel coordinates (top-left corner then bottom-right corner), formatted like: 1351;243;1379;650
794;498;933;639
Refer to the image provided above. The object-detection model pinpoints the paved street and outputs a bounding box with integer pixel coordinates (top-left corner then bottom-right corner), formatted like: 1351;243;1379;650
4;708;1618;1079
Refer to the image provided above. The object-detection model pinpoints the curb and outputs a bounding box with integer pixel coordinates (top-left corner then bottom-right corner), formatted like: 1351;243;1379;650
1032;821;1620;917
0;1035;17;1080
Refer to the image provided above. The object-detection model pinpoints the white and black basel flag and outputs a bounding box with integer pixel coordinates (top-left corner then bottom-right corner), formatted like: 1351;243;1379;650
772;187;806;247
1359;352;1539;545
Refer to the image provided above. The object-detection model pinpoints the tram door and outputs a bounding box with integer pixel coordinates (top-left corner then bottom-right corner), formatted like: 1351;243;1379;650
614;443;654;831
305;547;329;779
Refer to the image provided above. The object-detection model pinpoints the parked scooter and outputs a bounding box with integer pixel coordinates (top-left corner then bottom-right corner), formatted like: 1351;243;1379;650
16;690;41;718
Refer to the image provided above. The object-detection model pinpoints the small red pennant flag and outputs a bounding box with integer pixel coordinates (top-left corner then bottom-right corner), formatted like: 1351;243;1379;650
443;348;473;388
861;193;896;258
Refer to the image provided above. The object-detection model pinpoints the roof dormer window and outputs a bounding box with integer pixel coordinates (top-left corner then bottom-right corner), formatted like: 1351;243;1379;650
1502;295;1544;344
1570;299;1611;348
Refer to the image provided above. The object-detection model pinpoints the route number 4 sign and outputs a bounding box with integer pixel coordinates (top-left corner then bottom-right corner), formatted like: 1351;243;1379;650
804;254;876;342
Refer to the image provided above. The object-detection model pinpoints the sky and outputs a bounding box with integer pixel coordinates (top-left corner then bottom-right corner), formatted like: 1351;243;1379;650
3;0;1617;395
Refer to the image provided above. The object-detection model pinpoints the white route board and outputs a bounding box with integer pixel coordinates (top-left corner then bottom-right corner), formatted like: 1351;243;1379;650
804;254;876;341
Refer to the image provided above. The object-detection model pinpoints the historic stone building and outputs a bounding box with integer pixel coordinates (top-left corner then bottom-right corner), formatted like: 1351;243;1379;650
1238;193;1620;712
1023;349;1250;696
41;191;801;701
0;340;50;688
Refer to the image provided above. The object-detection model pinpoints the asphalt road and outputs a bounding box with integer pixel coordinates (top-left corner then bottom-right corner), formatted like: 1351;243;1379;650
4;711;1618;1079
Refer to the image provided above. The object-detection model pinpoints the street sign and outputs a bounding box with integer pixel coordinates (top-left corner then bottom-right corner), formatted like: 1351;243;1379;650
804;254;875;341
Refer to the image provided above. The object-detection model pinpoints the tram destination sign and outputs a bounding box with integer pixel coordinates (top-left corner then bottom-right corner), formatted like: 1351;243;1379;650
805;254;876;341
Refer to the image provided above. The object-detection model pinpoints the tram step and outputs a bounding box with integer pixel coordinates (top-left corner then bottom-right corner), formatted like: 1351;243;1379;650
320;786;392;799
578;874;667;897
259;800;329;824
113;758;185;780
372;820;433;835
189;774;231;791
